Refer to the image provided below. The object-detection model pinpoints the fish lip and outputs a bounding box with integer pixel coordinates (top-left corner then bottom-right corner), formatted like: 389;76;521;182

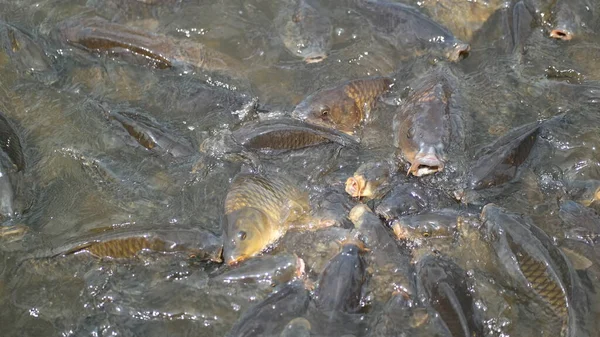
345;175;367;198
447;42;470;62
304;53;327;63
550;28;573;41
226;254;247;266
407;151;445;176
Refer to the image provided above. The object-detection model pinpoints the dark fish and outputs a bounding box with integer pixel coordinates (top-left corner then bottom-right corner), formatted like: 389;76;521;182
211;253;305;287
369;291;453;337
223;172;310;265
345;160;395;199
279;317;311;337
226;279;310;337
549;0;594;41
559;200;600;246
275;0;332;63
394;68;461;176
293;77;392;135
416;255;483;337
100;105;195;157
353;0;470;62
467;120;541;190
315;239;368;314
481;204;571;336
23;226;223;262
505;1;534;55
349;204;415;298
391;210;461;242
56;16;242;74
232;118;359;154
0;112;25;172
374;182;432;220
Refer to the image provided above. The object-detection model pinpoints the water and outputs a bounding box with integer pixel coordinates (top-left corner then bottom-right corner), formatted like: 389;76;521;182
0;0;599;336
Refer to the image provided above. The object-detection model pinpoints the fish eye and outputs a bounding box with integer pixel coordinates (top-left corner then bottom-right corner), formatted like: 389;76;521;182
237;231;247;240
422;232;431;238
321;108;329;116
407;127;415;139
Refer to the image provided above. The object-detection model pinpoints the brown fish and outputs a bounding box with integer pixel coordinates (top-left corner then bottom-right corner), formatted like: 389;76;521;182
394;68;460;176
223;172;310;265
345;160;394;199
293;77;392;135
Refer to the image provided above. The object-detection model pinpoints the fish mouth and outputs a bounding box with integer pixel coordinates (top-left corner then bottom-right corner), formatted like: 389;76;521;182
345;175;367;198
304;53;327;63
391;220;410;240
226;254;248;266
447;42;470;62
407;150;445;176
295;256;306;278
550;28;573;41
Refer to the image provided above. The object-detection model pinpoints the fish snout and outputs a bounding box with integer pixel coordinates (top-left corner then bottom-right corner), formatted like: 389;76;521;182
550;27;573;41
345;175;366;198
407;146;445;176
447;42;470;62
304;53;327;64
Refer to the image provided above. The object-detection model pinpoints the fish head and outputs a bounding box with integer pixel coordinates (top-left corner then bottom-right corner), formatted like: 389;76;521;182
549;1;593;41
224;207;272;265
293;89;360;134
280;1;332;63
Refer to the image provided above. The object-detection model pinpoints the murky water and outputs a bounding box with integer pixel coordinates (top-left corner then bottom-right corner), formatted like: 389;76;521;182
0;0;600;336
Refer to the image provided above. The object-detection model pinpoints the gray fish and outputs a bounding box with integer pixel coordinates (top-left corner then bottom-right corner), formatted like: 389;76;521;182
374;182;435;220
279;317;311;337
417;255;483;337
549;0;594;41
467;120;541;190
566;180;600;207
226;279;310;337
391;209;461;242
315;239;368;314
353;0;470;62
559;200;600;246
504;1;534;55
211;253;305;287
275;0;332;63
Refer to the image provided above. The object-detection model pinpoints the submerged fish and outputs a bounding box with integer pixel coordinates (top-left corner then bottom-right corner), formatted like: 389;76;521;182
559;200;600;246
226;279;310;337
101;105;195;158
279;317;311;337
23;227;223;262
211;253;305;287
315;239;368;314
223;172;310;265
293;77;392;135
416;255;483;337
566;180;600;207
353;0;470;62
0;111;25;220
0;22;55;82
481;204;573;336
345;160;395;199
466;120;541;190
549;0;594;41
374;182;452;221
391;210;461;242
275;0;332;63
57;16;243;75
393;67;462;176
232;117;359;154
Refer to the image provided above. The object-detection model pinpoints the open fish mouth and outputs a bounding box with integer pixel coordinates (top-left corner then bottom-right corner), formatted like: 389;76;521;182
447;42;470;62
407;152;445;177
345;175;367;198
550;28;573;41
304;53;327;63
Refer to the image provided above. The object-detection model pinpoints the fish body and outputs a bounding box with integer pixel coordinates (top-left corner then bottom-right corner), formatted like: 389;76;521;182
354;0;470;61
467;120;541;190
275;0;332;63
212;253;304;287
559;200;600;246
345;160;394;198
279;317;311;337
232;117;358;154
374;182;434;220
394;68;461;176
416;255;483;337
566;180;600;207
0;22;55;82
293;77;392;135
391;209;461;241
481;204;573;336
223;172;309;265
315;240;368;314
226;279;310;337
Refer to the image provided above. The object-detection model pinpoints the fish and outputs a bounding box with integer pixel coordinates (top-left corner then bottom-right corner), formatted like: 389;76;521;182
0;111;25;220
22;226;223;262
226;279;310;337
56;16;243;75
0;111;25;172
353;0;470;62
374;182;432;220
345;160;395;199
232;117;359;154
314;238;368;314
100;104;195;158
467;120;541;190
279;317;311;337
566;180;600;207
275;0;332;63
390;210;460;242
211;253;305;287
549;0;594;41
393;67;462;176
223;172;310;265
416;254;483;337
349;204;416;299
293;77;392;135
505;1;534;55
480;204;572;336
